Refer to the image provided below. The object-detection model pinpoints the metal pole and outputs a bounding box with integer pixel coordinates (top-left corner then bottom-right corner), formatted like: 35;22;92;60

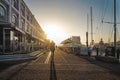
86;14;89;47
90;7;93;45
114;0;116;57
87;14;89;34
86;32;88;47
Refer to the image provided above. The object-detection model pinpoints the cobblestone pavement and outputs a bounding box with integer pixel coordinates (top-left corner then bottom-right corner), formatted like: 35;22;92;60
1;48;120;80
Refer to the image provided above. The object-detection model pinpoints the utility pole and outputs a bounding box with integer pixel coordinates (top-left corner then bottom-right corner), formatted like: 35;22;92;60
90;7;94;45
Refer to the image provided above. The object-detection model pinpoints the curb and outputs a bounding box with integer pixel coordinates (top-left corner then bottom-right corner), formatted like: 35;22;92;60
0;57;36;64
0;49;48;63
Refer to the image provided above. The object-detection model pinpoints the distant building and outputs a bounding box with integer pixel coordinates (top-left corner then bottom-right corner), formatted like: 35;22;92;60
61;36;81;46
60;36;81;54
71;36;81;45
0;0;46;54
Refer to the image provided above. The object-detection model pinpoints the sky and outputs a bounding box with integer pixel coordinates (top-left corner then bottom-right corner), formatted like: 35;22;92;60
24;0;120;45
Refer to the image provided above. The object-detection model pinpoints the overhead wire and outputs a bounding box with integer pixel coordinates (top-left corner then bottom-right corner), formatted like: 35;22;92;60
96;0;109;42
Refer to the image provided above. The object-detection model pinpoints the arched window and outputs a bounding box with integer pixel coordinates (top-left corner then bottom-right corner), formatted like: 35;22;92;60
0;5;5;18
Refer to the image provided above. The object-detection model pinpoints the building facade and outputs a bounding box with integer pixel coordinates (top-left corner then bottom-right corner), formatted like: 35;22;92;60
60;36;81;54
0;0;47;54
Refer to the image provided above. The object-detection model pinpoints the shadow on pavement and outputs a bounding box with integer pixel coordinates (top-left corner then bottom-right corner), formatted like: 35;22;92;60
50;51;57;80
0;63;15;72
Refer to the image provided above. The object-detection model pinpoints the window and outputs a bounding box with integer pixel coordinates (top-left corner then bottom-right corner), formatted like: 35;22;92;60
26;11;29;20
26;23;29;32
0;5;5;18
21;18;25;30
0;4;7;22
21;4;25;16
5;0;9;2
12;0;18;9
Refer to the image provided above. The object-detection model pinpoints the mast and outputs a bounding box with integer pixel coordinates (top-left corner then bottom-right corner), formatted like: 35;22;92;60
86;14;89;47
114;0;116;57
90;7;93;45
101;0;117;58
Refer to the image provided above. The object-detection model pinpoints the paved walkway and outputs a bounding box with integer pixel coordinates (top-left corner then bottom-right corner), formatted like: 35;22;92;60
80;54;120;73
2;48;120;80
74;48;120;73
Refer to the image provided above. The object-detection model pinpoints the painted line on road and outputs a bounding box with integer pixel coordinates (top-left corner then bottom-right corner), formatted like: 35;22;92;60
36;52;45;57
44;52;51;64
32;52;46;63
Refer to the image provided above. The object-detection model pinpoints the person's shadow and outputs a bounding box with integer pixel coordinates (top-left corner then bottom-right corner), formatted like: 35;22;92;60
50;51;57;80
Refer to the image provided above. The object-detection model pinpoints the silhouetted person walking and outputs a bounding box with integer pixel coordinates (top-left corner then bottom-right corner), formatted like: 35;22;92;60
50;41;55;53
49;41;57;80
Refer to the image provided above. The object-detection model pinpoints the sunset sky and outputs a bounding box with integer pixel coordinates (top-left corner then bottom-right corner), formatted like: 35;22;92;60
24;0;120;45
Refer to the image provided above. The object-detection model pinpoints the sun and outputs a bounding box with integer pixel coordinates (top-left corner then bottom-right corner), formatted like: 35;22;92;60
42;23;68;44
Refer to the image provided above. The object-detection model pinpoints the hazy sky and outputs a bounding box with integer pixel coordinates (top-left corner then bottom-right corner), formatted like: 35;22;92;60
24;0;120;45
